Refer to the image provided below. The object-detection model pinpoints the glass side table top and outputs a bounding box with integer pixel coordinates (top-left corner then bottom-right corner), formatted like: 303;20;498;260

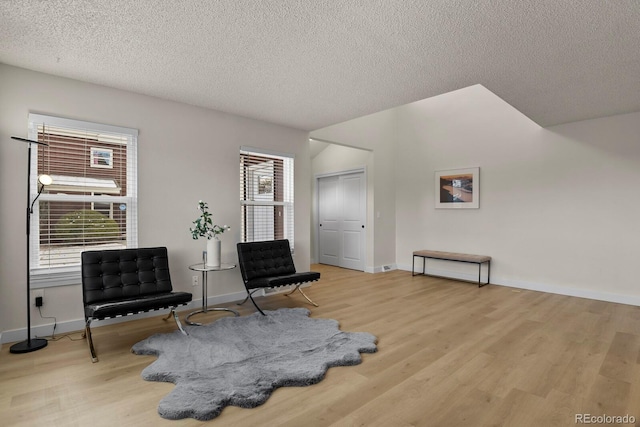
188;262;236;272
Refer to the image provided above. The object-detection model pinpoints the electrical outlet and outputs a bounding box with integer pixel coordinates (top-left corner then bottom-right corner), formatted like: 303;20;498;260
33;289;44;307
192;275;199;286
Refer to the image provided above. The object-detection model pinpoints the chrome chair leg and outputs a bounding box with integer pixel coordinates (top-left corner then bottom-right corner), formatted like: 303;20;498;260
170;308;188;335
285;285;319;307
248;292;266;316
85;319;98;363
238;289;261;306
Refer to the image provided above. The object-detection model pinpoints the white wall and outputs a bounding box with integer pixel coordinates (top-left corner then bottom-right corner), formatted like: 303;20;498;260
310;144;373;269
312;83;640;305
310;109;397;272
3;65;638;343
0;64;311;342
396;85;640;304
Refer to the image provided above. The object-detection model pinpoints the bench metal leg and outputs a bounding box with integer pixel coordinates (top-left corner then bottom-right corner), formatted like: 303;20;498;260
478;261;490;287
413;256;490;287
412;255;427;277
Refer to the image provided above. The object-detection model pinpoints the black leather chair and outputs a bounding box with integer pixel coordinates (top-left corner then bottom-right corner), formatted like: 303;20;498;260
236;239;320;315
81;247;192;362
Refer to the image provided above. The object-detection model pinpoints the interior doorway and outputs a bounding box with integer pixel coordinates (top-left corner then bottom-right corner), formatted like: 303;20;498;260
317;170;366;271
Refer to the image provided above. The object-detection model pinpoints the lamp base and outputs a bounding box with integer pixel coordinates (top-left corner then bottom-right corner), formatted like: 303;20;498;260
9;338;48;353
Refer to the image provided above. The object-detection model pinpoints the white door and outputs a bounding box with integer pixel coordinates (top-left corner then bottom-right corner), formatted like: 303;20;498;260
318;176;340;266
318;171;366;271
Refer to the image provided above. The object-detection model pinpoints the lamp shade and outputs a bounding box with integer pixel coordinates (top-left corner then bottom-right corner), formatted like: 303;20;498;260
38;174;53;186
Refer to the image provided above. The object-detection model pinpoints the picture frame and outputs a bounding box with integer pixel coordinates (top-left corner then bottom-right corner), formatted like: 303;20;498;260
435;167;479;209
90;147;113;169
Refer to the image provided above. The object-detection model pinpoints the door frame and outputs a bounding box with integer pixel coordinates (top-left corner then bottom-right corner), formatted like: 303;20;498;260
314;167;367;271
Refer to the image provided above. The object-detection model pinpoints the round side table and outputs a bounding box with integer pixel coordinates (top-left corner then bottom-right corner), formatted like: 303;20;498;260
186;262;239;326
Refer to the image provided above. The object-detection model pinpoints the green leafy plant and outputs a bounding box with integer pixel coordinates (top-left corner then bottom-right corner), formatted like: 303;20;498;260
54;209;120;243
190;200;230;240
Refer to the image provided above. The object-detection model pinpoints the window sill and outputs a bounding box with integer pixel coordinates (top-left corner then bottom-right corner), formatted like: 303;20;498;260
31;267;81;288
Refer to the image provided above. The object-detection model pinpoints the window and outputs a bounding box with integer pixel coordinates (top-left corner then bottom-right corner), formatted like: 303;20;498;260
240;146;294;248
28;114;138;287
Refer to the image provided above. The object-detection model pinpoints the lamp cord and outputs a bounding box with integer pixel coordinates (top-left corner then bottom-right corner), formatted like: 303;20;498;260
34;307;85;342
35;307;57;339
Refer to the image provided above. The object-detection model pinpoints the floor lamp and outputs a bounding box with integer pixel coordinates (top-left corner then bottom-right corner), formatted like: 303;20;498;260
9;136;51;354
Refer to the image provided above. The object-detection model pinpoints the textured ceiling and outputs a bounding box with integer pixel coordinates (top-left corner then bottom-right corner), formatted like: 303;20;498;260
1;1;639;131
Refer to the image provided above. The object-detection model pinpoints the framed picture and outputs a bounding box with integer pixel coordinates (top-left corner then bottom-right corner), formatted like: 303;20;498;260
90;147;113;169
435;167;479;209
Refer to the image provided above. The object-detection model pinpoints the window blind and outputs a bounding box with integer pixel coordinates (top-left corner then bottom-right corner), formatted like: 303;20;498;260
28;114;138;286
240;147;294;249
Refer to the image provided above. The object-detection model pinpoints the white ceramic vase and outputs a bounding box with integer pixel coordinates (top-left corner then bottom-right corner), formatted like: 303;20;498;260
206;237;221;267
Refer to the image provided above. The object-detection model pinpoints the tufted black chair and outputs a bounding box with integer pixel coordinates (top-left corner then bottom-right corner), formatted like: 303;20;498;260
236;239;320;315
81;247;192;362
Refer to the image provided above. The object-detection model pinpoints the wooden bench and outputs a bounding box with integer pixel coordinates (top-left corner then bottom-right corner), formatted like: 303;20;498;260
412;250;491;287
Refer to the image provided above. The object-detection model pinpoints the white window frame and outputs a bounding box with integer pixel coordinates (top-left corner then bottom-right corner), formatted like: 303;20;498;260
28;114;138;288
240;146;294;250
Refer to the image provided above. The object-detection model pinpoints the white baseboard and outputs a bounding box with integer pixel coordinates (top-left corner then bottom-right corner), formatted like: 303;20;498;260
397;264;640;307
1;290;248;345
491;278;640;307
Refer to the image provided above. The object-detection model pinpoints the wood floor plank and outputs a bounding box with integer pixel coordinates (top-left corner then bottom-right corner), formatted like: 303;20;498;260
599;331;640;382
1;264;640;426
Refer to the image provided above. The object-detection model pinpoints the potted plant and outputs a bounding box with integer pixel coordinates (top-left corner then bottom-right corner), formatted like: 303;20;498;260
190;200;230;267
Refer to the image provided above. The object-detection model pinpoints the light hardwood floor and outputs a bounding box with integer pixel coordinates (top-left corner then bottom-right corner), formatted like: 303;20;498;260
1;264;639;426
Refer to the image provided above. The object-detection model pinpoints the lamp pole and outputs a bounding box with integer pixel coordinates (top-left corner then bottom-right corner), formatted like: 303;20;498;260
9;136;49;353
